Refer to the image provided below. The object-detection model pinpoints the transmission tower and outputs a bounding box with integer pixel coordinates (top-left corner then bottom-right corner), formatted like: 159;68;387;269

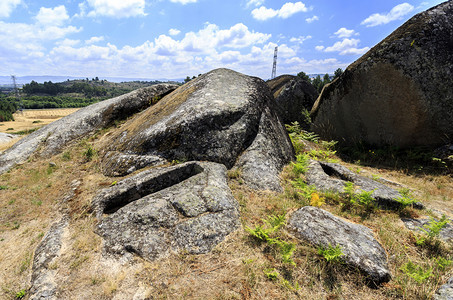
271;46;278;79
11;75;23;112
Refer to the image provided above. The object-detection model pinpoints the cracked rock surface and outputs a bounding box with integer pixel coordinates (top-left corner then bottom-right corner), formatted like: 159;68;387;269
305;159;424;209
288;206;391;284
93;161;240;260
101;68;294;191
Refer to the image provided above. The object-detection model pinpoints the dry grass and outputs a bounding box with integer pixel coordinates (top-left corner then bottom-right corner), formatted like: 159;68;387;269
0;108;79;134
0;121;452;299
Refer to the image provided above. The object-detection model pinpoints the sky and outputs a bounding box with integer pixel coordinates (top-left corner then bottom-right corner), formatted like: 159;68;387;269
0;0;446;80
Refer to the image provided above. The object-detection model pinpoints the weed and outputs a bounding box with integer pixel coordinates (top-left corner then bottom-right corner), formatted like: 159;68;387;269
400;261;432;284
415;215;449;246
435;256;452;270
395;188;417;208
15;289;26;299
310;192;325;207
318;244;344;263
0;185;8;190
62;151;71;161
227;168;242;180
83;144;96;161
291;154;309;176
264;268;279;281
245;214;296;266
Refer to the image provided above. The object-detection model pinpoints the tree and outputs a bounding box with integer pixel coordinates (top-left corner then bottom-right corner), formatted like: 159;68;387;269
297;71;310;82
333;68;343;80
312;75;322;93
323;73;331;85
184;76;191;83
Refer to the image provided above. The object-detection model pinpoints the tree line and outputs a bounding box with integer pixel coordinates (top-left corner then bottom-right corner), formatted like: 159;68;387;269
297;68;343;93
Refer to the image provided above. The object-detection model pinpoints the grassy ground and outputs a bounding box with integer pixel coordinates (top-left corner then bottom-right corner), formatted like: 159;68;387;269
0;120;452;299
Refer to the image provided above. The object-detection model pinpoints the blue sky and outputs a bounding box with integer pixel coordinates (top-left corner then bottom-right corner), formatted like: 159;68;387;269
0;0;446;80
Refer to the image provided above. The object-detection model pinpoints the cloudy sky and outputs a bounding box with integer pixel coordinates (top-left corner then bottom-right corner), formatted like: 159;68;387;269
0;0;445;80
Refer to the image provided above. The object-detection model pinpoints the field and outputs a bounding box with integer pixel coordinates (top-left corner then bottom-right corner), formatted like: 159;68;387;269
0;108;79;134
0;108;78;152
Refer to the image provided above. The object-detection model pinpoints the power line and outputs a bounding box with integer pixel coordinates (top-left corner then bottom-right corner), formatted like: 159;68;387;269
271;46;278;79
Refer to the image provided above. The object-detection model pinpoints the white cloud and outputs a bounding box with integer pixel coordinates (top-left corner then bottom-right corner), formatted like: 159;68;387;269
290;35;311;44
169;0;197;4
169;28;181;36
323;38;369;55
246;0;265;8
315;45;324;51
85;36;105;44
84;0;146;18
0;0;21;18
57;39;81;47
252;2;307;21
305;15;318;23
334;27;357;38
361;3;414;27
36;6;69;26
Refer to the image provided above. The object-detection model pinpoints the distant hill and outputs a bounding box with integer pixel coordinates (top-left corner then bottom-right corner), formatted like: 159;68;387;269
0;75;184;85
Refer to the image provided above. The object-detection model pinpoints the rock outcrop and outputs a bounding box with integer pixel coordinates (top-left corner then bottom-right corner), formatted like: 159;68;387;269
0;132;18;145
29;217;68;300
267;75;318;127
305;159;423;209
0;84;177;174
311;1;453;148
93;161;239;260
288;206;391;284
434;277;453;300
402;217;453;242
101;68;294;191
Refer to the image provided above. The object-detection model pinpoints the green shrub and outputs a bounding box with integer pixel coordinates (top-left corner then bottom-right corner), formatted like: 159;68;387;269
318;244;344;263
400;261;432;284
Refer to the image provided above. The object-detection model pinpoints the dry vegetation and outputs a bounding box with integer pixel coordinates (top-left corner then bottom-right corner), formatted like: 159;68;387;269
0;119;452;299
0;108;79;134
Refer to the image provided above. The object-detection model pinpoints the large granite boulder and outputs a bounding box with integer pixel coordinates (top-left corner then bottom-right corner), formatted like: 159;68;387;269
288;206;391;284
101;68;294;191
311;1;453;148
0;84;177;174
267;75;318;127
93;161;240;260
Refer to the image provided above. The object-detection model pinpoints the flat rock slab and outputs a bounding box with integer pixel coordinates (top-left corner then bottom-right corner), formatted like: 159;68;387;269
0;84;177;175
29;217;68;300
305;160;423;209
101;68;294;191
0;132;18;144
288;206;391;284
93;161;240;260
402;217;453;243
434;277;453;300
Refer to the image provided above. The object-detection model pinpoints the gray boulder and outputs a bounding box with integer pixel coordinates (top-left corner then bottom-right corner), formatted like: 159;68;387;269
29;217;68;300
402;217;453;243
305;159;423;209
434;277;453;300
311;1;453;148
0;132;18;144
101;68;294;191
288;206;391;284
0;84;177;174
93;161;240;260
267;75;318;127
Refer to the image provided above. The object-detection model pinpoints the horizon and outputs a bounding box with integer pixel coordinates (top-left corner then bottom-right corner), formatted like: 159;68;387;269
0;0;445;80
